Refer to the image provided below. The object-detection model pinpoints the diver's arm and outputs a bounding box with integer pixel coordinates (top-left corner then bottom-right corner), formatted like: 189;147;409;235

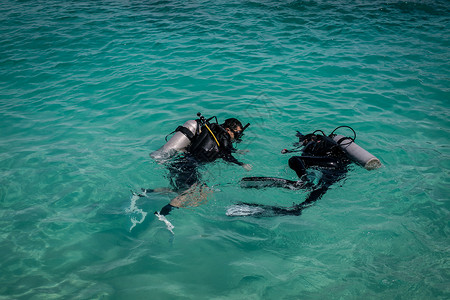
222;152;252;170
219;135;252;169
223;153;243;165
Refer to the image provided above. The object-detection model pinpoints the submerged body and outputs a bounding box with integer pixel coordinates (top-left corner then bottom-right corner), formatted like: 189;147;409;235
150;115;251;216
231;131;353;216
168;119;248;192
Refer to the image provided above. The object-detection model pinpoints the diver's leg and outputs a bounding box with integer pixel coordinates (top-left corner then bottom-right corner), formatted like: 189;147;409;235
296;156;341;169
168;157;201;192
240;177;308;190
288;156;307;177
229;185;329;218
157;159;204;216
294;167;348;211
169;182;210;208
231;159;348;218
140;187;173;194
159;203;175;215
158;182;211;216
296;185;329;210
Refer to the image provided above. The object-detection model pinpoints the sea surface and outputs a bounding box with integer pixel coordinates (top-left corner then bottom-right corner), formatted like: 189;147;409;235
0;0;449;299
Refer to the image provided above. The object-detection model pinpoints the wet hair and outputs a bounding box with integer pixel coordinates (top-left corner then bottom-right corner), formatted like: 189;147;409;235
221;118;243;131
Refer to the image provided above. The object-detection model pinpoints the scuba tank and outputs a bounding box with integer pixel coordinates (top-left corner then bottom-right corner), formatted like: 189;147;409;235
329;126;381;170
150;119;200;162
331;134;381;170
150;112;227;162
284;126;382;170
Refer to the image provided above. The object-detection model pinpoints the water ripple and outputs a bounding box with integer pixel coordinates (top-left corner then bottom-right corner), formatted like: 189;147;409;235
1;0;449;298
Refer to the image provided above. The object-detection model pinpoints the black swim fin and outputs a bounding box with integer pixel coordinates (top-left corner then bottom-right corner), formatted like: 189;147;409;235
226;202;303;217
240;177;308;190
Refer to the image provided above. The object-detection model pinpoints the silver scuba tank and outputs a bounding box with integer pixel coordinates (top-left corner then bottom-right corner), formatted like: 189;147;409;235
332;134;381;170
150;120;199;162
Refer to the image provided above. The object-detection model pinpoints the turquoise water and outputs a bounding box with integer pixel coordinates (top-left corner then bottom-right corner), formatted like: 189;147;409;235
1;0;449;298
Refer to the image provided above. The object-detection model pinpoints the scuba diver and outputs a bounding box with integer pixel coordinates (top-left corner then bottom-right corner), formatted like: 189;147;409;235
147;113;251;218
227;126;381;217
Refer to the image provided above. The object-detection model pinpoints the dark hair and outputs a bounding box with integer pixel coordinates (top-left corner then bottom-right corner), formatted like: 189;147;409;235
221;118;243;131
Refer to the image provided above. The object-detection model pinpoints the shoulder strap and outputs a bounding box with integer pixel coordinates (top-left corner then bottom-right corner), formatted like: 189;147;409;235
175;125;195;141
203;123;220;147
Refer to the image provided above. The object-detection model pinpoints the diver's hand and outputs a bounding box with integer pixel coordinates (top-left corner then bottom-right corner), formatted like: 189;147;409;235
242;164;252;171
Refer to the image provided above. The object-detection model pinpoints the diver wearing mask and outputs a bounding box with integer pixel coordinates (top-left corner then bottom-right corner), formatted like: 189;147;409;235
150;114;251;217
230;128;366;217
189;117;249;166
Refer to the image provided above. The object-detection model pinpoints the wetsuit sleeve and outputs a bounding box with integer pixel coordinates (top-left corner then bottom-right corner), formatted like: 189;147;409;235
218;133;244;166
222;152;244;166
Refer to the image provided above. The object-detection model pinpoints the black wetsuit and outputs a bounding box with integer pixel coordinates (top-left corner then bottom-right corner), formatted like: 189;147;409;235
288;133;351;211
168;122;243;192
159;122;243;215
239;133;351;216
188;122;244;166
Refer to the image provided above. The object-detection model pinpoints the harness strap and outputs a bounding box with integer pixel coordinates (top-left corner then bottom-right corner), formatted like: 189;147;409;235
336;136;354;146
175;126;195;141
204;124;220;147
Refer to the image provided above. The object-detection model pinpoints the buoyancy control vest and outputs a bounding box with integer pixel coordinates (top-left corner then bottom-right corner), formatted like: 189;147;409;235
188;122;232;162
286;127;381;170
150;113;240;164
301;133;348;160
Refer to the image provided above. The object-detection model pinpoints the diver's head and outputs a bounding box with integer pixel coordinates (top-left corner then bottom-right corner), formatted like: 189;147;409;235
222;118;243;141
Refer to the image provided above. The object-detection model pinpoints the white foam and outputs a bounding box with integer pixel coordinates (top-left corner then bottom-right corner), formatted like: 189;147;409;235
155;212;175;234
226;204;264;217
125;193;148;231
